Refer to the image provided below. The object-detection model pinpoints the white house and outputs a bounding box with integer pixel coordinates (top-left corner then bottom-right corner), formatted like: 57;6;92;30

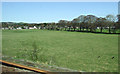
29;26;37;29
17;27;22;30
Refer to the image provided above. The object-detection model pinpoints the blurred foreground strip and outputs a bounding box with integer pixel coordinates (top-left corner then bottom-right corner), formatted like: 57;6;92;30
0;60;56;74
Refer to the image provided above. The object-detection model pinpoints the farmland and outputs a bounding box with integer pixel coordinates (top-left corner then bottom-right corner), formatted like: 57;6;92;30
2;29;118;72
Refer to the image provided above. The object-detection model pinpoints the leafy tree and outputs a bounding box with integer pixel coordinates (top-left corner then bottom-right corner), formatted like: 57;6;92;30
58;20;68;31
96;17;106;33
106;15;116;33
85;15;97;32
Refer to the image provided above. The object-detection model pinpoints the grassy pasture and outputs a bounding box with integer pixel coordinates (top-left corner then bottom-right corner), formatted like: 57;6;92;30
2;29;118;72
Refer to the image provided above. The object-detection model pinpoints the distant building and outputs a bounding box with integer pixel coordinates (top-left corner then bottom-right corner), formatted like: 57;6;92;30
17;27;22;30
29;26;37;29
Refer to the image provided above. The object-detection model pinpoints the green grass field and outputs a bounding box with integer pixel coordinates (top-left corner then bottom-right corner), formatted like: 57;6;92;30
2;29;118;72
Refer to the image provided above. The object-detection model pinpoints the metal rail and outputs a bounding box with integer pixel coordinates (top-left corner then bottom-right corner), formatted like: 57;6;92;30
0;60;51;74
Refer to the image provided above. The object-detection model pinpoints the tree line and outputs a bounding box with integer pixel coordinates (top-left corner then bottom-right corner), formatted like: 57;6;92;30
2;14;120;34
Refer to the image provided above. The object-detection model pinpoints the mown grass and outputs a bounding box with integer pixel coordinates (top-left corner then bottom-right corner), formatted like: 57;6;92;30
2;29;118;72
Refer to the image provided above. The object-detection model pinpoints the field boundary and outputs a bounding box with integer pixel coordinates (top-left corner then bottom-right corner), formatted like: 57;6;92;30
0;60;48;74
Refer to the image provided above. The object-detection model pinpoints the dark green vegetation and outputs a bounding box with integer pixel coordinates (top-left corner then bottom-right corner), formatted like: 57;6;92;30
2;29;118;72
2;14;120;34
